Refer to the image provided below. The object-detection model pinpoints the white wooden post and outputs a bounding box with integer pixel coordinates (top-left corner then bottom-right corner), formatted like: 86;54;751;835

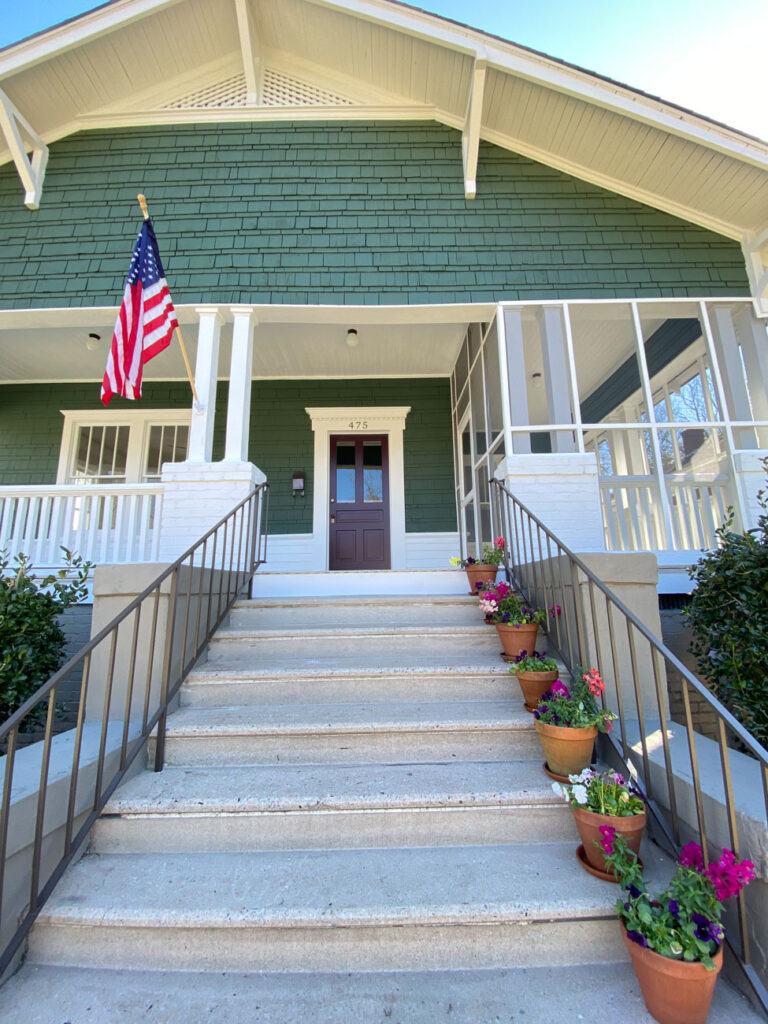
538;304;575;453
710;306;757;449
502;309;531;454
225;306;256;463
188;307;222;462
734;306;768;444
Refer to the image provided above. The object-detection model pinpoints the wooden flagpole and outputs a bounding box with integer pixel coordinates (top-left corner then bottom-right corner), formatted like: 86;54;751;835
137;193;200;408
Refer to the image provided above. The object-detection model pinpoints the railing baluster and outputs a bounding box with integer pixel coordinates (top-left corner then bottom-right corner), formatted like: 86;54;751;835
715;717;749;962
651;647;680;846
119;607;142;771
64;652;91;856
0;727;18;923
29;688;58;913
605;597;629;763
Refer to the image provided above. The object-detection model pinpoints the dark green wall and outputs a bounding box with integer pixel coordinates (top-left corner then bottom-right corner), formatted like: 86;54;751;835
0;378;456;534
0;122;748;308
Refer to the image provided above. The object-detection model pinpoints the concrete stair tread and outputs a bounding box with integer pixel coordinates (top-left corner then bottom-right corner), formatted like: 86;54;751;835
2;962;762;1024
195;650;518;676
233;595;480;608
104;760;565;815
36;842;670;929
161;700;535;736
212;624;492;641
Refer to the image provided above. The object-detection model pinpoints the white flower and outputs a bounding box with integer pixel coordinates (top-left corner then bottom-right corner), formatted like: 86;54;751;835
569;768;594;784
571;784;589;805
551;781;566;800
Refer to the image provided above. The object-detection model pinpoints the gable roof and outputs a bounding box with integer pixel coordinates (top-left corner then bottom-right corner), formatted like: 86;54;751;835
1;0;767;282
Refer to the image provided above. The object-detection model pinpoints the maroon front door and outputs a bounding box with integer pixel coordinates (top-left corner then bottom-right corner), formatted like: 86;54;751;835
329;435;390;570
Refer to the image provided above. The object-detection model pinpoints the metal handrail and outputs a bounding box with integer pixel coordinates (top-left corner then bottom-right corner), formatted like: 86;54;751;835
489;477;768;1012
0;482;269;977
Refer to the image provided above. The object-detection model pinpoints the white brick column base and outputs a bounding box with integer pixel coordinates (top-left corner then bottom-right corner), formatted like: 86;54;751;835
494;452;606;553
158;461;266;562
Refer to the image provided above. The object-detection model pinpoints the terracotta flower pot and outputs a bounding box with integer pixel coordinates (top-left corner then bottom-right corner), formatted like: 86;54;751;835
495;622;540;658
621;925;723;1024
534;719;596;779
515;669;558;712
571;805;646;878
465;564;498;593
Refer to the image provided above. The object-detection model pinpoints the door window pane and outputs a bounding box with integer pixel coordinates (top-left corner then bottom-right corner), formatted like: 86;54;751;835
363;442;383;503
336;442;355;502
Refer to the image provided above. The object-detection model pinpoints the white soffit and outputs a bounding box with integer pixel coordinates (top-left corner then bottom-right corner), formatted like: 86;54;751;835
0;0;766;243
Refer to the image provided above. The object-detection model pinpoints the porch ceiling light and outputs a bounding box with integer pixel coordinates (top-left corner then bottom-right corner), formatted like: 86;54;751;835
531;372;543;389
346;328;359;348
85;332;102;351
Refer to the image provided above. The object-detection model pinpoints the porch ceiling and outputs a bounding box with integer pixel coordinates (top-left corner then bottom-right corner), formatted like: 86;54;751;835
0;303;486;383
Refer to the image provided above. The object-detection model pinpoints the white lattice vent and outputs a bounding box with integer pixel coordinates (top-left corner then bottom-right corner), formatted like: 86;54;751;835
262;68;351;107
163;69;352;110
165;74;248;109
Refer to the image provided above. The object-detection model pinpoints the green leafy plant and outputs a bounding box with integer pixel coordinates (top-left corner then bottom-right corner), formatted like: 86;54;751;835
684;459;768;746
552;767;645;816
0;549;91;725
603;831;754;970
533;668;616;732
451;536;505;568
508;651;558;674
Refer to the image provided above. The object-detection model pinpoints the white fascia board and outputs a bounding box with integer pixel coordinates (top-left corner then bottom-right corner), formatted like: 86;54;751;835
0;0;186;79
306;0;768;171
77;104;434;129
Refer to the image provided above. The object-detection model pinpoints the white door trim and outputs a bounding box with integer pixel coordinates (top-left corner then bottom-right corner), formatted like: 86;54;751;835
305;406;411;570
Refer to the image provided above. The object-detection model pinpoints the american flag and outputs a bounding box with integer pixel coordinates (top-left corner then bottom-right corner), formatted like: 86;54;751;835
101;219;178;405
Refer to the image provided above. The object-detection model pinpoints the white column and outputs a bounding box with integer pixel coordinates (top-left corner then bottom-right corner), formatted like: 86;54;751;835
538;305;575;453
225;306;256;463
502;308;531;454
188;306;223;462
710;306;757;449
735;307;768;445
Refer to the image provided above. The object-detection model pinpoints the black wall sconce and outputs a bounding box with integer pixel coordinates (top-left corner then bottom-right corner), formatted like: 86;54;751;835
292;471;305;497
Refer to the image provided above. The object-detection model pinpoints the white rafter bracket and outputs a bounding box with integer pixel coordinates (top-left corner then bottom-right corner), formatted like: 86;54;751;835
0;88;49;209
743;226;768;318
461;57;487;200
234;0;263;105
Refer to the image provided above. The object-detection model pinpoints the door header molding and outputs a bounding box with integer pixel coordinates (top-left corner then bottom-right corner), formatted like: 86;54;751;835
306;407;411;431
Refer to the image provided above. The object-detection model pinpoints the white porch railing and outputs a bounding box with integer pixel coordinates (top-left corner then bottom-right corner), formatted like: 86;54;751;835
0;485;163;567
600;475;732;552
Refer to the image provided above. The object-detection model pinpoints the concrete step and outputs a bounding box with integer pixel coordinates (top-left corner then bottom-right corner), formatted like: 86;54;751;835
3;962;762;1024
228;594;484;631
152;701;543;765
205;625;508;672
29;842;670;973
93;761;572;852
250;570;471;598
180;670;520;708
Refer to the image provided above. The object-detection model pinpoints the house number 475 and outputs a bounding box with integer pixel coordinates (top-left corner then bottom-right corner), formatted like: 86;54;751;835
348;420;368;429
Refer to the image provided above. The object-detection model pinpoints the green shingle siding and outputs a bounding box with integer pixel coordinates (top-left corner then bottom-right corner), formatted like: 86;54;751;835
0;122;748;309
0;378;456;535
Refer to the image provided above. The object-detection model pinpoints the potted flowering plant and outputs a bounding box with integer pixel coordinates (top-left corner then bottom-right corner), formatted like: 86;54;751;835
552;767;646;881
479;587;547;658
602;830;755;1024
507;650;558;711
533;668;616;781
450;536;505;592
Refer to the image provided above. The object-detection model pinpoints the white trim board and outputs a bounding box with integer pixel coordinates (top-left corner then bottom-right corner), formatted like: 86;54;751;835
305;406;410;571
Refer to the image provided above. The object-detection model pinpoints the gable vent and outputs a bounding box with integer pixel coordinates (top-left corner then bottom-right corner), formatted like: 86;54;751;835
163;69;352;110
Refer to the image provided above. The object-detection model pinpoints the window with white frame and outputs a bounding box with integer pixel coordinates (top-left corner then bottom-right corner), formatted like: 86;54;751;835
57;410;190;485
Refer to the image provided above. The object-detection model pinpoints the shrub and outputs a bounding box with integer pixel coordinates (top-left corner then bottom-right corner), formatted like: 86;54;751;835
684;462;768;747
0;549;91;725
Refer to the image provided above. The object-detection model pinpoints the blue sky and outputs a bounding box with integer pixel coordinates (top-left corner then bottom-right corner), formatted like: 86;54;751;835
1;0;765;139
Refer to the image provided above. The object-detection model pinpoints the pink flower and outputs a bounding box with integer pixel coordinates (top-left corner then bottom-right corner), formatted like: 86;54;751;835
679;841;705;873
599;824;617;854
494;581;512;598
479;590;498;604
550;679;570;698
704;849;756;901
494;537;505;550
582;668;604;697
